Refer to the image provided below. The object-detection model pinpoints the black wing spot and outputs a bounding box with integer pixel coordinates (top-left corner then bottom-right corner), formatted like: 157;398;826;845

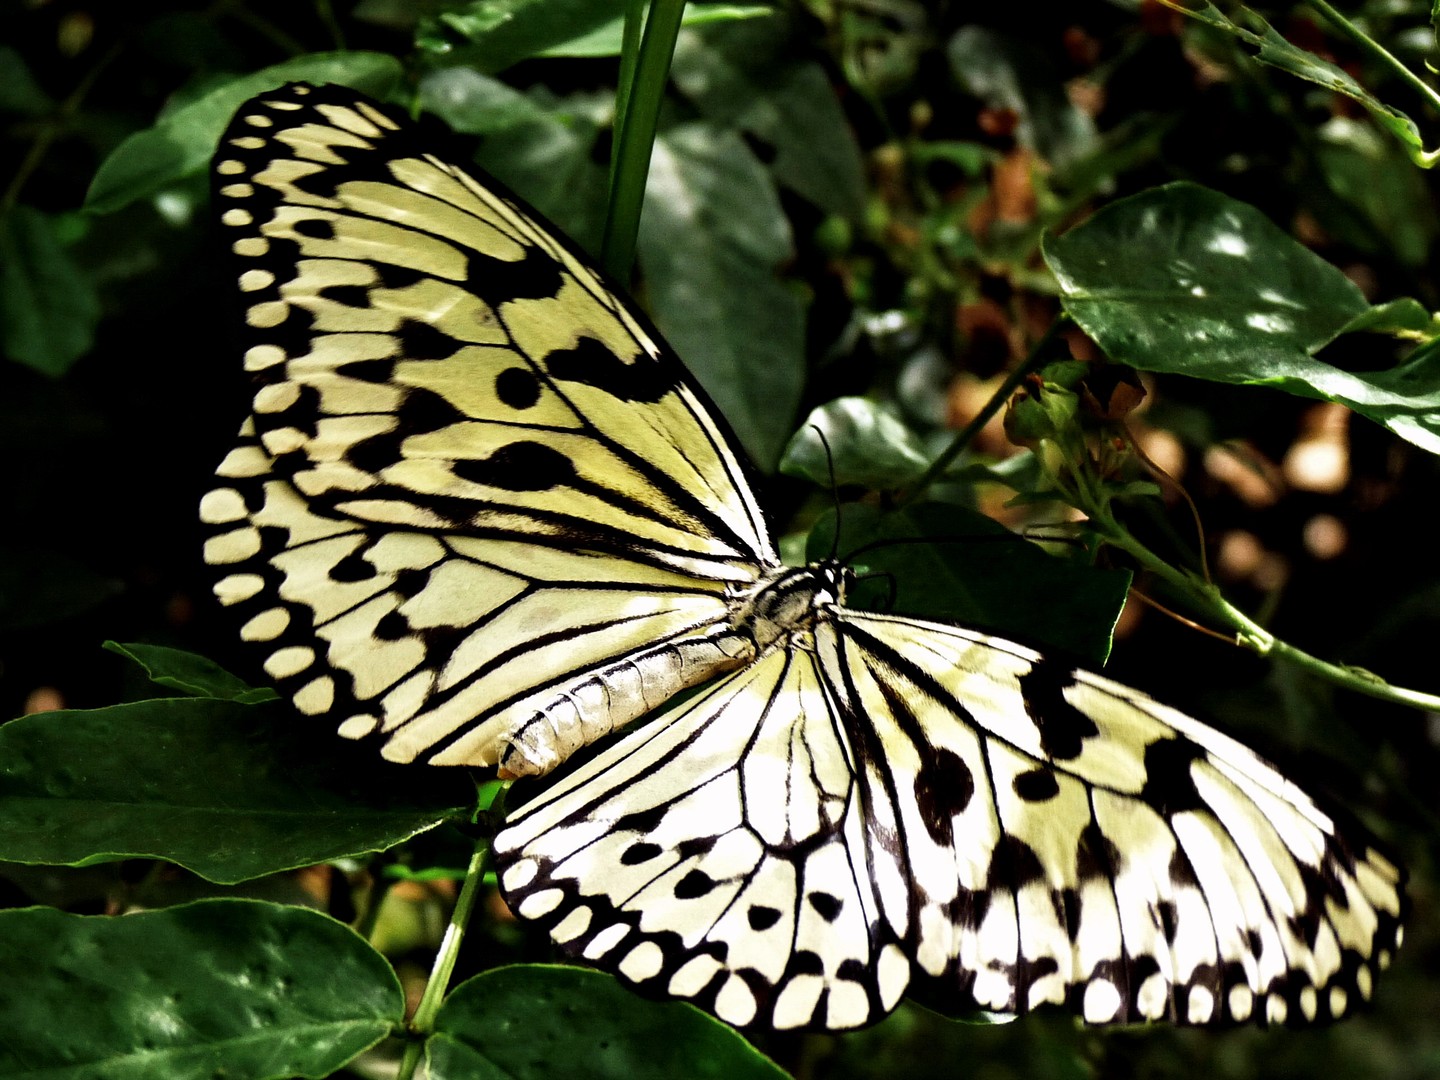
621;841;663;866
546;336;674;404
747;905;781;931
1075;821;1121;881
990;834;1045;890
397;319;461;361
807;892;843;922
495;366;542;410
330;552;377;582
914;748;975;845
1020;664;1099;760
1013;767;1061;802
394;567;430;600
467;244;565;304
374;611;411;641
337;358;396;384
398;386;470;434
674;870;717;899
1138;738;1206;814
615;806;666;834
317;283;369;308
788;951;825;976
452;441;575;491
292;217;335;240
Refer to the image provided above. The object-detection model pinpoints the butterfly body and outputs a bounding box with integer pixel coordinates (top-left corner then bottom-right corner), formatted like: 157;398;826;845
205;82;1404;1033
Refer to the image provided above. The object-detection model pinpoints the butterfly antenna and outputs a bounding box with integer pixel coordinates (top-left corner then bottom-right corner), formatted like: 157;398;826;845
811;424;843;563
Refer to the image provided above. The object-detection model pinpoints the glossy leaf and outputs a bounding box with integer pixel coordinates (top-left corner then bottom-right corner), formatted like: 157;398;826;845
0;901;401;1080
781;397;933;489
103;641;276;702
809;502;1130;664
0;698;473;882
428;966;787;1080
84;52;403;215
1161;0;1429;164
0;206;100;376
638;123;804;470
1045;182;1440;454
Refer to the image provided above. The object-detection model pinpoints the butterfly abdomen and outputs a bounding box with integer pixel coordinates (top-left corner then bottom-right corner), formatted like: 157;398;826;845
498;628;756;776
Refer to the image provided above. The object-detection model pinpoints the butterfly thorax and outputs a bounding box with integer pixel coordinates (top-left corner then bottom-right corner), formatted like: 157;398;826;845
730;562;851;654
496;564;850;779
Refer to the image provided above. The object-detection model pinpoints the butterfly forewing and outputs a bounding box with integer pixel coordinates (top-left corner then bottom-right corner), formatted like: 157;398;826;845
204;83;778;767
207;82;1405;1031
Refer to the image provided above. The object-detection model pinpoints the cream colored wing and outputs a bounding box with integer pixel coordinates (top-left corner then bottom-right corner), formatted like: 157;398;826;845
203;83;778;767
494;607;1405;1030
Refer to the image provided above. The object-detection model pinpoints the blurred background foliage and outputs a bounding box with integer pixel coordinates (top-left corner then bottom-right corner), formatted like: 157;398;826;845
2;0;1439;1077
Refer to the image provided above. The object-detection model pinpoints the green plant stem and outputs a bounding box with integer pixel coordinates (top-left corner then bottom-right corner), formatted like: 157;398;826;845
396;839;491;1080
1089;506;1440;713
1306;0;1440;116
601;0;687;280
901;315;1068;505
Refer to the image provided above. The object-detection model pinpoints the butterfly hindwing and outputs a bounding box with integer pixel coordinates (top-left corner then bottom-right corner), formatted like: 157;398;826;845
497;607;1404;1029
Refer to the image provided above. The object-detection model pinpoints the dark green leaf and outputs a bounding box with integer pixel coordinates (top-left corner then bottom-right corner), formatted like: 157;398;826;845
428;965;787;1080
781;397;932;489
0;46;55;115
0;900;402;1080
103;641;276;701
1315;117;1438;267
1335;297;1436;337
1166;0;1427;162
84;52;403;215
1045;182;1440;454
638;123;804;470
539;4;773;57
420;70;609;253
671;17;866;219
417;0;618;73
813;503;1130;664
946;26;1099;170
0;546;121;630
0;698;473;883
0;206;100;376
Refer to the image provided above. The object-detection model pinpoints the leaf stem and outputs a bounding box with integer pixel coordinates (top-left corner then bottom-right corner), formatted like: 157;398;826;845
902;314;1068;504
396;838;491;1080
1305;0;1440;117
601;0;687;280
1089;506;1440;713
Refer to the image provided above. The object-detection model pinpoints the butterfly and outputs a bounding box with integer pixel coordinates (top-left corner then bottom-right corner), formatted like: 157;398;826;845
202;82;1404;1032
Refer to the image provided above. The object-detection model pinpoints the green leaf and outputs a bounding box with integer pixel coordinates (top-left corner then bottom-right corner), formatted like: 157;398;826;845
0;900;402;1080
671;16;866;219
0;206;100;376
812;502;1130;664
0;46;56;115
84;52;403;215
0;546;122;630
0;698;473;883
1335;297;1436;337
638;123;804;470
103;641;276;701
1044;182;1440;454
946;25;1099;170
428;966;788;1080
781;397;932;489
1164;0;1429;164
419;70;609;253
1314;117;1439;267
417;0;619;73
539;4;773;57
